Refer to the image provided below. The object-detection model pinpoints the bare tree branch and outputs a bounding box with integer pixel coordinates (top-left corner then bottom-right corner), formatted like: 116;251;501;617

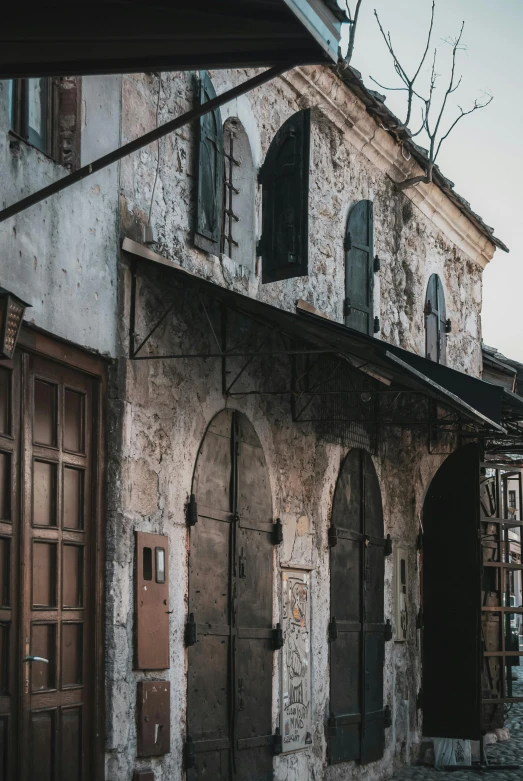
344;0;364;64
372;0;435;126
434;94;493;162
372;8;493;191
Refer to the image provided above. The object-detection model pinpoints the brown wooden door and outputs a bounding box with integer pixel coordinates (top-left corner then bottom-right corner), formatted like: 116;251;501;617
0;346;102;780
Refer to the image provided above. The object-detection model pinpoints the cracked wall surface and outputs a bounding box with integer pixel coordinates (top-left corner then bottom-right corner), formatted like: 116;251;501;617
0;62;495;781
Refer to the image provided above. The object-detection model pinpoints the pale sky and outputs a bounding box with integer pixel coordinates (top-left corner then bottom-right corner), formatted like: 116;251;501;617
340;0;523;362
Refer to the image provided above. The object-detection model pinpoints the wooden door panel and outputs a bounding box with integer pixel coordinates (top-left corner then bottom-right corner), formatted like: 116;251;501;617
22;353;96;781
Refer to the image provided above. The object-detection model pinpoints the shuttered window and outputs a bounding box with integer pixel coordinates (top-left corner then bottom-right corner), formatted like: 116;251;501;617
258;109;311;283
425;274;447;364
8;76;81;168
328;449;390;765
194;71;224;254
345;200;374;335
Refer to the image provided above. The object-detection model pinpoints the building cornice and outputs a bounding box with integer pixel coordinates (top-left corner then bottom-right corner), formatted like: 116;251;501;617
283;66;496;269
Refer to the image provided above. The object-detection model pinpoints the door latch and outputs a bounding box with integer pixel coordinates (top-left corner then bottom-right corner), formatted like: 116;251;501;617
272;623;284;650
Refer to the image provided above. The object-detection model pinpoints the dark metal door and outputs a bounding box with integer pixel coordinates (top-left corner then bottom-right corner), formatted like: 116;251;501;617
422;443;481;739
328;448;389;765
187;410;275;781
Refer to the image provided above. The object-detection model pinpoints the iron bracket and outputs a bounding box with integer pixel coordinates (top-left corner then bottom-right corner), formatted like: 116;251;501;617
272;623;284;650
328;616;338;642
186;494;198;527
184;736;195;769
272;518;283;545
184;613;197;647
273;729;283;755
328;525;338;548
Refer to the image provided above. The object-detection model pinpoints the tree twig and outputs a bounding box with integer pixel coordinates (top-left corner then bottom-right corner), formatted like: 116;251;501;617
344;0;364;64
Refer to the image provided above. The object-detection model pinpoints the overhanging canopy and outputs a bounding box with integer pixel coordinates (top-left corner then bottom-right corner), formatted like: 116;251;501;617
1;0;346;78
123;238;516;436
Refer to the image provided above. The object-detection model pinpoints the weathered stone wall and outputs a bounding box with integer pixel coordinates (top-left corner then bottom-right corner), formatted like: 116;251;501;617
105;64;492;780
119;67;485;378
104;264;455;781
0;75;121;357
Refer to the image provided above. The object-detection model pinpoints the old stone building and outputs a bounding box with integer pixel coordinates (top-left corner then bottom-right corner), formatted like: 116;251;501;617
0;55;521;781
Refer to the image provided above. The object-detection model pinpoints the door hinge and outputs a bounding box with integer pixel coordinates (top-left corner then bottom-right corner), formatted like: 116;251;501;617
187;493;198;527
416;529;423;550
343;298;352;318
272;518;283;545
328;616;338;642
374;254;381;273
273;728;283;755
328;525;338;547
416;608;423;630
344;232;352;252
384;534;392;556
373;316;380;334
184;736;195;769
445;318;452;334
272;622;284;650
327;712;338;737
424;299;433;316
416;689;423;710
185;613;197;647
384;706;392;728
384;619;392;641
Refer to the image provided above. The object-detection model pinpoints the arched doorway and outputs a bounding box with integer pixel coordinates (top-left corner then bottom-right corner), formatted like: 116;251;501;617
186;410;277;780
422;443;481;739
328;448;390;765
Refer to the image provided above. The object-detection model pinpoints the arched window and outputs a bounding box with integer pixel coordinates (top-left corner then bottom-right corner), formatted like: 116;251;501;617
194;73;255;270
345;200;375;335
221;118;255;268
425;274;447;364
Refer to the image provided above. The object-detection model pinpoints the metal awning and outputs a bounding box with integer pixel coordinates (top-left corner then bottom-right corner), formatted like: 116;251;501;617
1;0;346;78
122;238;512;437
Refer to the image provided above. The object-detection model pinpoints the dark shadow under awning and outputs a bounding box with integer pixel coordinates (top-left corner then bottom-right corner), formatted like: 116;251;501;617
123;238;510;435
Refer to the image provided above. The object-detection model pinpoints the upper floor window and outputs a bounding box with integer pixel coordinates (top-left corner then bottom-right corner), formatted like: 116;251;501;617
425;273;447;364
8;77;80;169
258;109;310;283
344;200;375;335
194;73;255;270
221;118;255;268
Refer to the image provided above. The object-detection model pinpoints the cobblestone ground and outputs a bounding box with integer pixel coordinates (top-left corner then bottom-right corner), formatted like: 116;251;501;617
390;678;523;780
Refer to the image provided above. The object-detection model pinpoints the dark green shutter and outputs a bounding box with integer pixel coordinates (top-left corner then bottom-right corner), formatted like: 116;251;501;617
425;274;446;365
194;71;223;254
345;200;374;335
259;109;310;283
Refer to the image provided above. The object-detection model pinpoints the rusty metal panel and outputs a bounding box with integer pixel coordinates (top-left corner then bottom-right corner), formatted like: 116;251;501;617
137;681;170;757
133;771;154;781
135;532;169;670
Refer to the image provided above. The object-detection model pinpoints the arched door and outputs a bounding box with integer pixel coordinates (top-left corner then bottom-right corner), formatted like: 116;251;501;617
186;410;277;781
328;448;390;765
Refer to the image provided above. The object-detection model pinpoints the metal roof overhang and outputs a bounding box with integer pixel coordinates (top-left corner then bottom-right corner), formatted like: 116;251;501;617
122;238;507;435
0;0;345;79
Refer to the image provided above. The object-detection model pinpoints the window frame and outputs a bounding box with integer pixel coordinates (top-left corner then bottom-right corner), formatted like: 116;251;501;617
9;77;57;159
424;273;447;365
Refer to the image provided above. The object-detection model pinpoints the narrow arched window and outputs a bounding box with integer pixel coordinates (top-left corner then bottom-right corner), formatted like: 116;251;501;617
425;274;447;364
221;118;255;269
345;200;374;335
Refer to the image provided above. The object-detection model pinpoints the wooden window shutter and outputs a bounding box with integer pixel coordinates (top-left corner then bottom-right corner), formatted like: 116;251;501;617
194;71;224;254
345;200;374;335
259;109;311;283
425;274;447;364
